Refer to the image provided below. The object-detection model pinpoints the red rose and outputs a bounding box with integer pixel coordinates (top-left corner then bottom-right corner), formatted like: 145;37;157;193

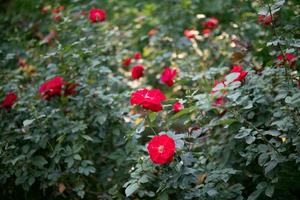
202;28;211;36
130;88;166;112
148;29;157;36
52;6;64;14
277;53;297;66
41;5;51;13
131;65;144;80
1;92;17;109
258;14;272;25
64;82;78;96
18;58;27;67
42;30;57;44
52;15;61;22
211;81;227;106
134;52;142;60
39;76;64;100
147;134;176;165
202;17;218;29
173;102;183;113
184;29;196;39
160;67;177;87
122;57;132;67
227;65;248;83
89;8;106;23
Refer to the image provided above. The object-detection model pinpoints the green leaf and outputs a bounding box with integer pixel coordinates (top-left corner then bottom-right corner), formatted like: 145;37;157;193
265;185;274;197
23;119;35;127
125;183;139;197
32;156;48;168
148;112;157;122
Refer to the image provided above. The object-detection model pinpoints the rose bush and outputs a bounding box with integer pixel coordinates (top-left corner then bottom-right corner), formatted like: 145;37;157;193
0;0;299;199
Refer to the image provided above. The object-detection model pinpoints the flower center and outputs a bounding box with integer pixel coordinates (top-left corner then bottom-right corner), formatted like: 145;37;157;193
158;145;164;153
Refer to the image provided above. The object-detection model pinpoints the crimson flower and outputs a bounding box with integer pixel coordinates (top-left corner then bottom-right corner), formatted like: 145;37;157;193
173;102;183;113
130;88;166;112
226;65;248;83
39;76;64;100
131;65;144;80
64;82;78;96
147;134;176;165
1;92;17;109
160;67;177;87
258;14;272;25
52;15;61;22
42;30;57;44
202;17;219;29
89;8;106;23
122;57;132;67
184;29;196;39
202;28;211;36
134;52;142;60
52;6;64;14
211;81;226;106
277;53;297;66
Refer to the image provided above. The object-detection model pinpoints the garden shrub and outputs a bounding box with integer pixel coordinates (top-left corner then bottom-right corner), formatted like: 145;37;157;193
0;0;299;199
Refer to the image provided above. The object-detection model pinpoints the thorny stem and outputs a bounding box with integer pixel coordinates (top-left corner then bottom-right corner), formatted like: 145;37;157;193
261;0;293;85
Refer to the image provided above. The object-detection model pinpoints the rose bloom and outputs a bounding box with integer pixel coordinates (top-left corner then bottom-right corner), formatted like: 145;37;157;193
202;28;211;36
18;58;27;67
39;76;64;100
42;30;57;44
211;81;227;106
89;8;106;23
41;5;51;13
131;65;144;80
277;53;297;66
258;14;272;25
122;57;132;67
147;134;176;165
173;102;183;113
184;29;196;39
160;67;177;87
148;29;157;36
202;17;218;29
52;6;64;14
64;82;78;96
130;88;166;112
52;15;61;22
134;52;142;60
226;65;248;83
1;92;17;109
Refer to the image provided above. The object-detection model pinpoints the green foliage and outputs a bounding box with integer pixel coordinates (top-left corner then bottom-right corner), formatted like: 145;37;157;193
0;0;299;199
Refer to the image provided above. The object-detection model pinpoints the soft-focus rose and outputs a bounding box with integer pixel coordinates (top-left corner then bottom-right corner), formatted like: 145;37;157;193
122;57;132;67
89;8;106;23
52;6;64;14
39;76;64;100
1;92;17;109
160;67;177;87
147;134;176;165
202;28;211;36
52;15;61;22
258;14;273;25
131;65;144;80
130;88;166;112
184;29;197;39
173;102;183;113
148;29;157;36
211;81;226;106
41;5;51;13
42;30;57;44
134;52;142;60
277;53;297;67
202;17;218;29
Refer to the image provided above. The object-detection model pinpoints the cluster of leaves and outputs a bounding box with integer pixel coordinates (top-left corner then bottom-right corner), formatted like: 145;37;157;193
0;0;299;199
